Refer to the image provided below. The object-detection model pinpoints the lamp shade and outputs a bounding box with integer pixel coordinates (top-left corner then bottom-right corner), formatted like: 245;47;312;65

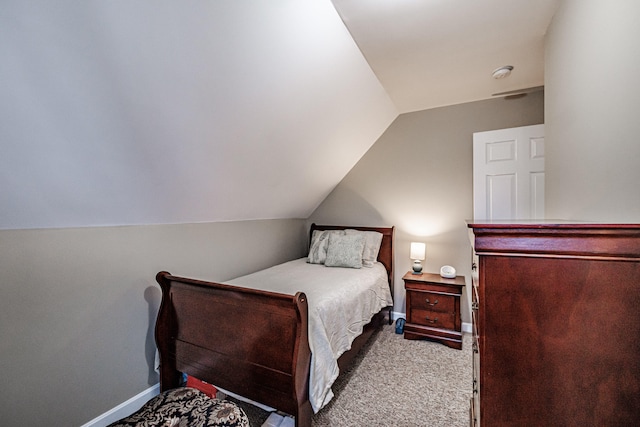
410;242;426;260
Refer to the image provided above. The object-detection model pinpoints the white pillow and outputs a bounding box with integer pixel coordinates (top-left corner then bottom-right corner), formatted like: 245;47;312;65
307;230;345;264
345;229;383;267
325;232;365;268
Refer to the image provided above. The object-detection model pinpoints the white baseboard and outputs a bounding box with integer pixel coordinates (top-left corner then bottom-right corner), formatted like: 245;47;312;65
217;387;276;412
80;383;160;427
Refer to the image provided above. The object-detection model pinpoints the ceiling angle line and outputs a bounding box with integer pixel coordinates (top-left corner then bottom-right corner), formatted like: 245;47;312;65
491;86;544;97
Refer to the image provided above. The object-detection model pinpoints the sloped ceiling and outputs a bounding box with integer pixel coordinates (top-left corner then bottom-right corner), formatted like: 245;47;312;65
0;1;397;230
333;0;559;113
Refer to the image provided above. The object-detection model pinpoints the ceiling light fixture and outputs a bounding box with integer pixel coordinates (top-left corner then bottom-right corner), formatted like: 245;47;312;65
492;65;513;79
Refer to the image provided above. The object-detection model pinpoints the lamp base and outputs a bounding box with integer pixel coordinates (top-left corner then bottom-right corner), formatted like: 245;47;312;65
412;260;423;275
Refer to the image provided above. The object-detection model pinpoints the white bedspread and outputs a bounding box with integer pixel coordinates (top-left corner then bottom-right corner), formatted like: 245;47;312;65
227;258;393;412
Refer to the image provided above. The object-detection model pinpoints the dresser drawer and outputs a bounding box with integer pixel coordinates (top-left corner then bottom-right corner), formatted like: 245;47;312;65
409;308;456;330
407;290;456;314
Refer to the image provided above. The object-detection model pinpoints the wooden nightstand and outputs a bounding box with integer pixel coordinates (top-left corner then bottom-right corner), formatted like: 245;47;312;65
403;271;465;350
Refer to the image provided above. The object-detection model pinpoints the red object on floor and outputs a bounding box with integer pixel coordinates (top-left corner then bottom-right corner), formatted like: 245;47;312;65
186;375;217;398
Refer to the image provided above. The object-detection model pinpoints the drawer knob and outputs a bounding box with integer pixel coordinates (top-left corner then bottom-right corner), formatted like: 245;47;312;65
425;316;439;324
425;298;439;307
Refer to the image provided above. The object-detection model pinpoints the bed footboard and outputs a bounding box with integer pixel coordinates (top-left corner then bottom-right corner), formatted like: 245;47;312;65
155;271;312;427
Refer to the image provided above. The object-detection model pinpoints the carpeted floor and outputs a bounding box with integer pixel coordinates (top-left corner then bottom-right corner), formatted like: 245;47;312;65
232;324;473;426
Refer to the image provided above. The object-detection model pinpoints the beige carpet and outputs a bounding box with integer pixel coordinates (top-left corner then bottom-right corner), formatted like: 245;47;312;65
235;324;473;427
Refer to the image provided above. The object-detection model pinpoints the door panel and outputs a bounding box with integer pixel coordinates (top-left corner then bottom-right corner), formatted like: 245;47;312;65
530;171;545;219
486;174;516;220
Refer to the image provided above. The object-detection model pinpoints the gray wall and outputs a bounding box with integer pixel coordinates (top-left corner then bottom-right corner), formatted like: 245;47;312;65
309;92;545;322
545;0;640;221
0;219;307;426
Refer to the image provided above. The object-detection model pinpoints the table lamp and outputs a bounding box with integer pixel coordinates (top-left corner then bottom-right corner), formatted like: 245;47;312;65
410;242;426;275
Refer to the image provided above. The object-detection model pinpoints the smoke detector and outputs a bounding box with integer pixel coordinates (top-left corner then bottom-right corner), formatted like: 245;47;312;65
492;65;513;79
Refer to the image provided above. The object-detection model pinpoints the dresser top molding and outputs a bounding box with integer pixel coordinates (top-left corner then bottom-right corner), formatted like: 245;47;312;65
467;221;640;261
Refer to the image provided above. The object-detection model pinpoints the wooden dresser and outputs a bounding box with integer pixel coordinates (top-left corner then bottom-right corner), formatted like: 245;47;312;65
467;222;640;427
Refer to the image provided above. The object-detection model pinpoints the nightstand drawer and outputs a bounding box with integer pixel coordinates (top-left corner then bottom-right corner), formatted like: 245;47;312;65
408;290;455;314
410;308;456;330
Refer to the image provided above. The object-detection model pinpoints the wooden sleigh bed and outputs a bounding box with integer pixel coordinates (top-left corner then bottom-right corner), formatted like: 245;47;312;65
155;224;394;427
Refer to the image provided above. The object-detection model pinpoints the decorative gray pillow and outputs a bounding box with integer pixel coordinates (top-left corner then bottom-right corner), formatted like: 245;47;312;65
324;232;365;268
307;230;345;264
345;229;383;267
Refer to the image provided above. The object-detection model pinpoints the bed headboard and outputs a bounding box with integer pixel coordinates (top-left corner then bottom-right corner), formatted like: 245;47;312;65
309;223;394;298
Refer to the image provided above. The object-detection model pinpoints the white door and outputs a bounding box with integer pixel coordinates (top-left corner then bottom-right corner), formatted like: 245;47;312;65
473;124;545;220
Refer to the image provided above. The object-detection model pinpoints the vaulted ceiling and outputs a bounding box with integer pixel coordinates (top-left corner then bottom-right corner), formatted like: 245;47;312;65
332;0;560;113
0;0;559;230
